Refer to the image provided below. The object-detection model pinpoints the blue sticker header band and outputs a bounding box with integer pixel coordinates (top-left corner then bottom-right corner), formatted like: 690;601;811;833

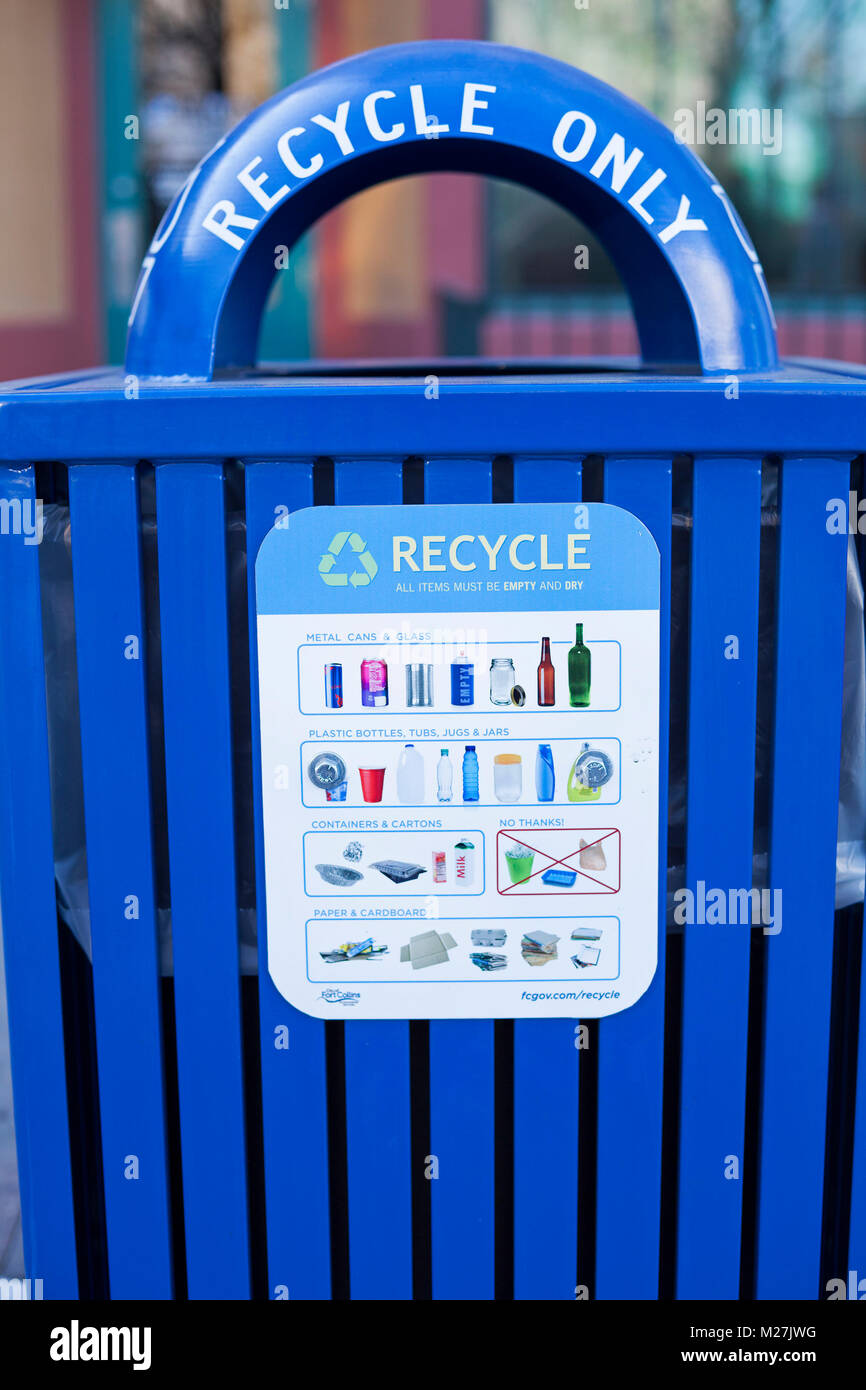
256;502;660;618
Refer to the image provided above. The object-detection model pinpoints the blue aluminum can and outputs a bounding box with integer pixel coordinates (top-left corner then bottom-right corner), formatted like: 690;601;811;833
324;663;343;708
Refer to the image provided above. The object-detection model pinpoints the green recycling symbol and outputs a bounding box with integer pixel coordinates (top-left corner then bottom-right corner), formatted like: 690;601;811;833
318;531;379;587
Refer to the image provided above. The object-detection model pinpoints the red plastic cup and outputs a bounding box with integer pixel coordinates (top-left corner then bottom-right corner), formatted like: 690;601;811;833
359;766;385;803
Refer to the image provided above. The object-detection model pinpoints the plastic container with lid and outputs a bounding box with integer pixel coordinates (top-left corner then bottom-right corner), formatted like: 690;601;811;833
493;752;522;803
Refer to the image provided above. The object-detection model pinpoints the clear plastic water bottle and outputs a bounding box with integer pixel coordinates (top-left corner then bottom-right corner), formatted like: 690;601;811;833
462;744;479;802
436;749;453;803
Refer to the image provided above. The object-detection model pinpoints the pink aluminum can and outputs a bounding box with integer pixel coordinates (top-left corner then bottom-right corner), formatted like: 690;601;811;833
360;657;389;707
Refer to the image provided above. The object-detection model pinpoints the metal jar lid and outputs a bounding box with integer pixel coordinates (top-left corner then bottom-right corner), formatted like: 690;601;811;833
510;684;526;706
574;744;614;788
307;750;348;789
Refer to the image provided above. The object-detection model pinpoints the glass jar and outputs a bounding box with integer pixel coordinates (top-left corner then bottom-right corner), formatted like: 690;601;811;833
489;657;515;705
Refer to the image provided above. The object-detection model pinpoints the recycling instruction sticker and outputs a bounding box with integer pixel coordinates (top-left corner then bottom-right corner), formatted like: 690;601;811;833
256;501;660;1020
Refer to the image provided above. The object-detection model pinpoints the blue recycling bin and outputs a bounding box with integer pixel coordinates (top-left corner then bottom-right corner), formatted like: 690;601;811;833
0;40;863;1303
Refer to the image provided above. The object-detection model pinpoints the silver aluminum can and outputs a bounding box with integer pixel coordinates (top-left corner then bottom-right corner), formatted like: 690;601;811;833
405;662;434;707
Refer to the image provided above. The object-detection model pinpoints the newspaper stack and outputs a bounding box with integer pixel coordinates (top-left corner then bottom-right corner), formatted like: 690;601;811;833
520;929;559;966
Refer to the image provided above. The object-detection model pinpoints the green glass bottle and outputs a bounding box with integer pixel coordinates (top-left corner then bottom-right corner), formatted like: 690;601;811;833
568;622;591;706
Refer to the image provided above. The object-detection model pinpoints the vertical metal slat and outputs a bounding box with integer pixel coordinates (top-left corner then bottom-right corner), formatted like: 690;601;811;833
335;458;413;1300
0;463;78;1296
595;456;671;1298
756;456;849;1298
156;461;251;1298
425;457;496;1301
849;916;866;1279
512;455;582;1300
68;462;173;1298
850;460;866;1284
676;456;761;1297
245;459;332;1300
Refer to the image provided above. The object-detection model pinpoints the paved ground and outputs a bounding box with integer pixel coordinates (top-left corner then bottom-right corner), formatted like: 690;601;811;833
0;931;23;1277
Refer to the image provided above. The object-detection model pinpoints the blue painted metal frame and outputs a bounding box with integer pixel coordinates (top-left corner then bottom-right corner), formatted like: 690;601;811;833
68;463;173;1298
0;464;78;1297
2;365;865;465
245;460;332;1300
0;396;860;1303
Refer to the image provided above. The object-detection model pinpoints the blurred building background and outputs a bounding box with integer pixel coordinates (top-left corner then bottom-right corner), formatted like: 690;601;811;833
1;0;866;380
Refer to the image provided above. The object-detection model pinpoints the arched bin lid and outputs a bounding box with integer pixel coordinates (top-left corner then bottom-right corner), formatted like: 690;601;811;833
125;39;778;380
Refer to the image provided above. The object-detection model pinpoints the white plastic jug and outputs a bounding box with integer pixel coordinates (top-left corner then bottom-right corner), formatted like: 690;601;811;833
396;743;425;804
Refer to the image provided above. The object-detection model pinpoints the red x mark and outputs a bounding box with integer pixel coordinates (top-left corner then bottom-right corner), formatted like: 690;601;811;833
498;828;620;893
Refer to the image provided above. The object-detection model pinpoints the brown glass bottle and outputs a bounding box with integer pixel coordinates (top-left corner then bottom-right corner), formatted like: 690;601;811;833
537;636;555;706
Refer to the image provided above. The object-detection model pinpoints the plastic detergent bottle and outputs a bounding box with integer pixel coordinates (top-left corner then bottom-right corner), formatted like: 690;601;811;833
535;744;555;802
567;762;600;802
436;749;453;803
567;743;610;803
462;745;479;802
396;744;425;803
